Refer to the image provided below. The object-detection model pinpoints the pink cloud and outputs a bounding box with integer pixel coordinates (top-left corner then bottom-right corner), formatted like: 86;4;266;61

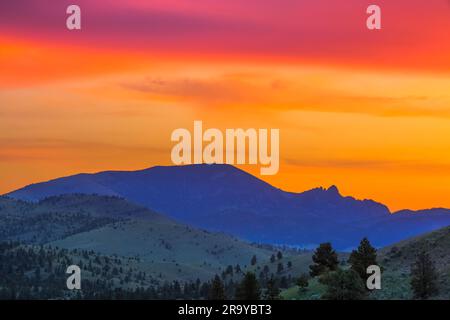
0;0;449;71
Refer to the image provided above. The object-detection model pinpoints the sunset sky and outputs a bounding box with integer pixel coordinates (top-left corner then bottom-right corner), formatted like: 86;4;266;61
0;0;449;211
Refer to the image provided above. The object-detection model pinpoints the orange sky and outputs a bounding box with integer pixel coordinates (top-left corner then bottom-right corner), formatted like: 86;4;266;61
1;1;449;211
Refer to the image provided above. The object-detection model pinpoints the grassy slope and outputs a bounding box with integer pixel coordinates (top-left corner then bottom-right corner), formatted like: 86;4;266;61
245;252;313;281
51;219;277;282
1;195;280;282
281;278;326;300
374;225;450;299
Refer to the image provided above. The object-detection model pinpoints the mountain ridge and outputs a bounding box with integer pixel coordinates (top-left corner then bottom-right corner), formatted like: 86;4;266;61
5;164;450;250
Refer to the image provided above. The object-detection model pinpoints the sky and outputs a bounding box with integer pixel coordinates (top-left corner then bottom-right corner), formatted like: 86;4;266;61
0;0;449;211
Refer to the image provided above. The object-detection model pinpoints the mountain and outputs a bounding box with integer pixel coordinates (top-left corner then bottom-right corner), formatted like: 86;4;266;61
0;195;123;244
367;208;450;246
5;164;450;250
0;194;278;282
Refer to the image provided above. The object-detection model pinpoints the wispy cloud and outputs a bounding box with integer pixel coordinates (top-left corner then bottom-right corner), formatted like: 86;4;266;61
0;138;168;162
121;73;450;118
284;157;450;173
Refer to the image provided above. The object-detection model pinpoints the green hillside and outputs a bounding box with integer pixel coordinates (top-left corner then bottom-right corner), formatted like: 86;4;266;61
280;226;450;300
4;193;449;299
374;225;450;299
51;218;279;282
1;194;304;285
0;195;124;244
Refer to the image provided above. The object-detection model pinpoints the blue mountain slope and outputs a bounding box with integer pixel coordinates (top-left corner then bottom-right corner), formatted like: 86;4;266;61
6;164;450;249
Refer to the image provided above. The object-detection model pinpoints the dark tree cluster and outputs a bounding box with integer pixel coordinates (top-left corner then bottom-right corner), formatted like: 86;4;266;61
308;238;379;300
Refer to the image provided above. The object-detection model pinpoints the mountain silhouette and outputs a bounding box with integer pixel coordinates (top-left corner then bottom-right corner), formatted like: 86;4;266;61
5;164;450;250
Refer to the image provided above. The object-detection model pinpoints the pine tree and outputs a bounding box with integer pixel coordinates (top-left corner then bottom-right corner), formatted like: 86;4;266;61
265;277;280;300
270;254;276;263
297;273;309;292
235;272;261;300
279;276;288;289
277;262;284;274
225;265;234;276
348;237;377;283
410;251;439;300
251;255;257;266
209;275;226;300
320;269;366;300
263;265;270;274
309;242;339;277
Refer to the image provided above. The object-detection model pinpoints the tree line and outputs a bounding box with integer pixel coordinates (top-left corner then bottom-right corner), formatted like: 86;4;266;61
0;238;439;300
